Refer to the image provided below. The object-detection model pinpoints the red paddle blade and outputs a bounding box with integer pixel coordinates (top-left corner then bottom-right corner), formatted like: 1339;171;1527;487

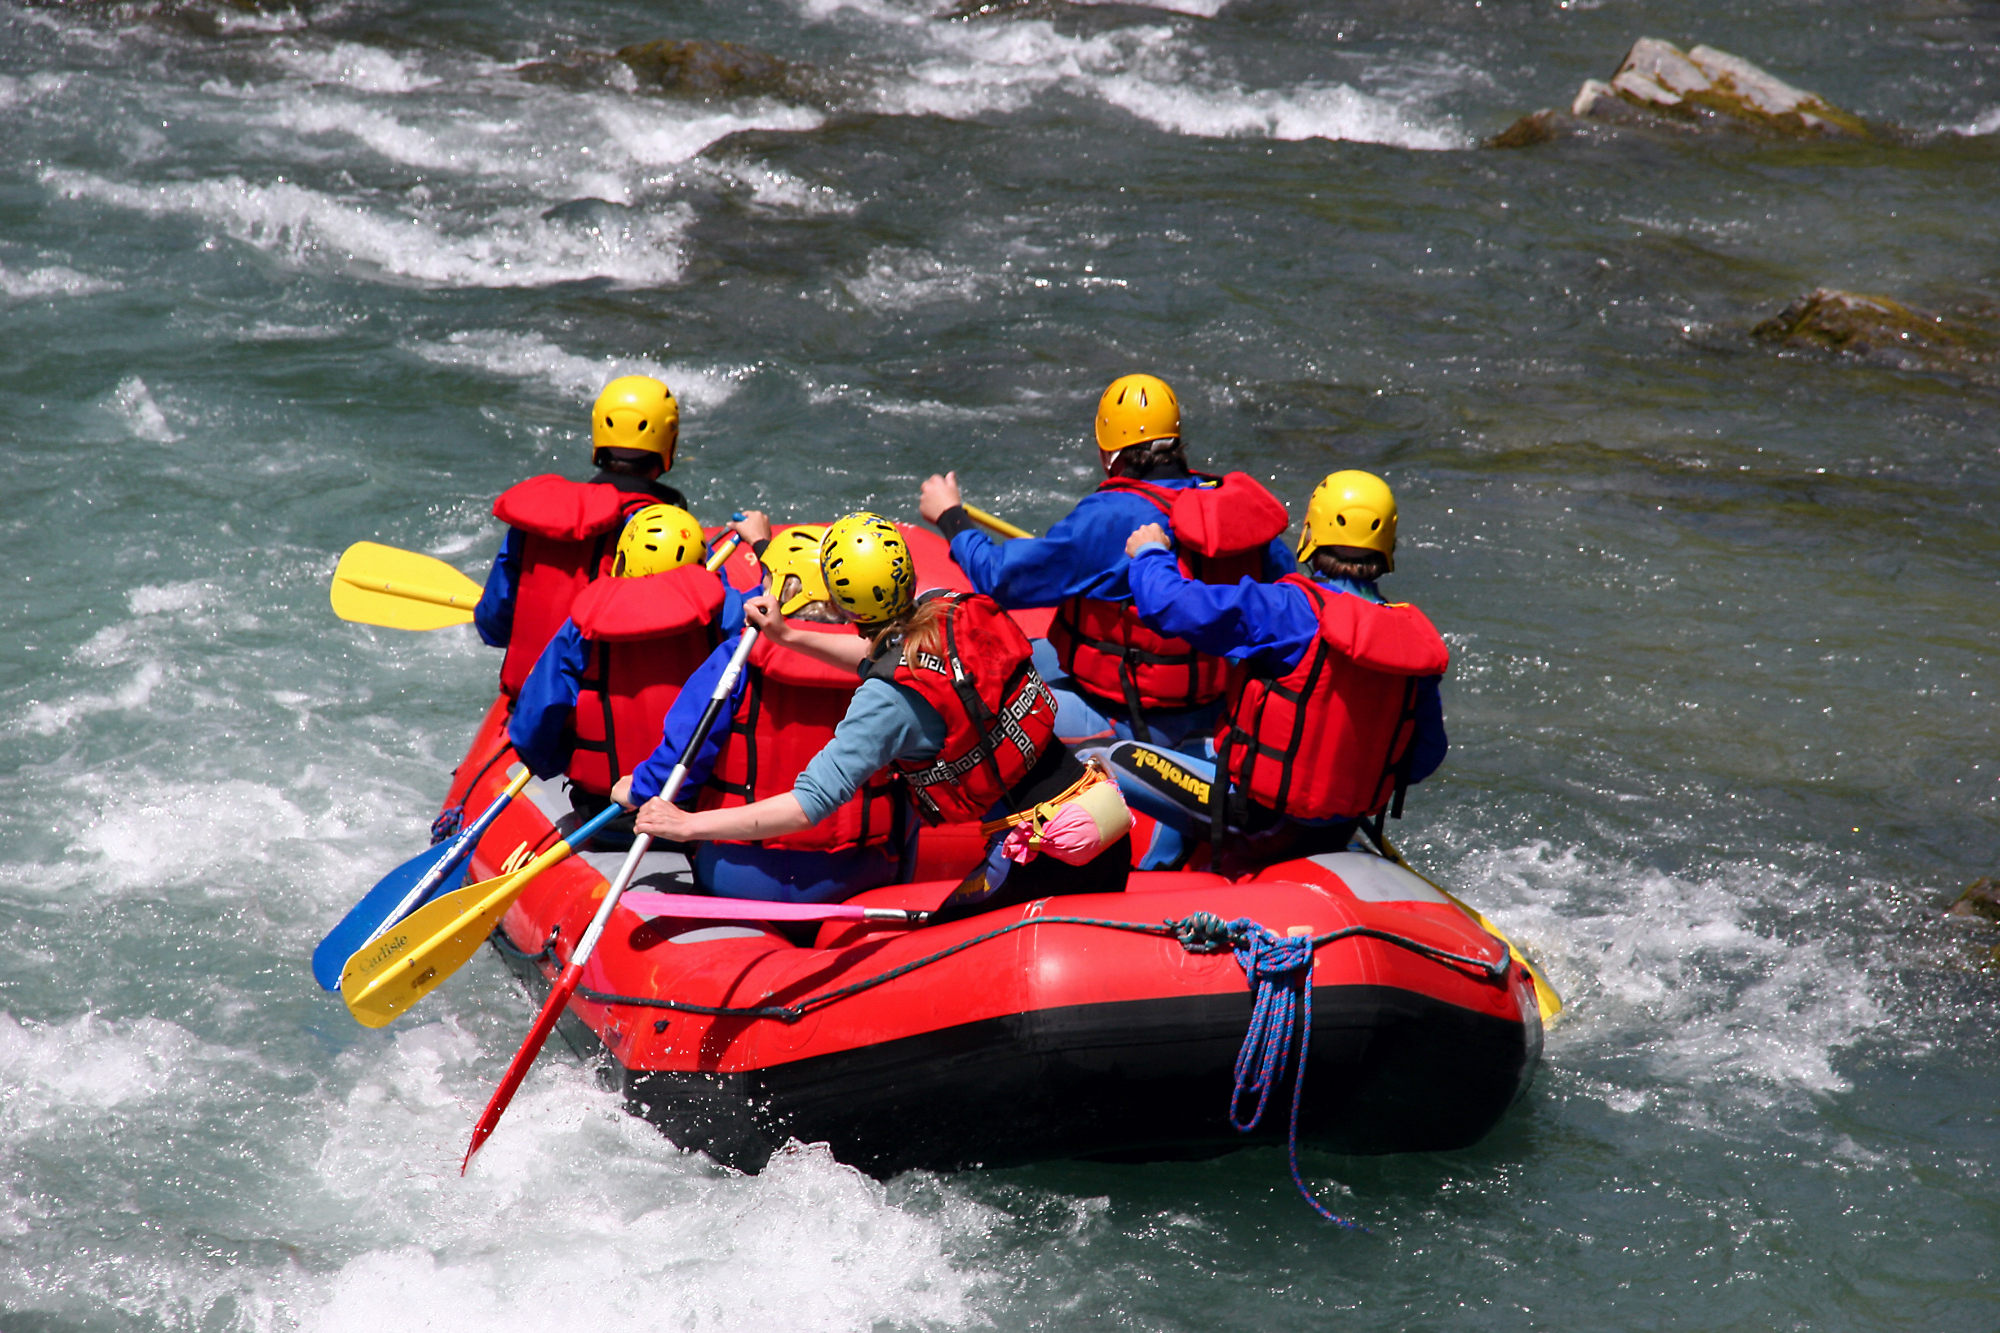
462;963;583;1173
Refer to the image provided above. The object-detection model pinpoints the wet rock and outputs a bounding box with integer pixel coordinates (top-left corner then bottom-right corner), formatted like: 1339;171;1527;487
1754;289;2000;379
617;39;799;96
518;39;811;101
1948;877;2000;924
1491;38;1871;147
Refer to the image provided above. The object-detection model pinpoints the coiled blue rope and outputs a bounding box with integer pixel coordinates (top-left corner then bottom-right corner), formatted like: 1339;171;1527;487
1208;915;1365;1230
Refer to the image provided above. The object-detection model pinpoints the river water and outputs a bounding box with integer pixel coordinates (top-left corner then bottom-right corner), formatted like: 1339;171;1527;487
3;0;1997;1327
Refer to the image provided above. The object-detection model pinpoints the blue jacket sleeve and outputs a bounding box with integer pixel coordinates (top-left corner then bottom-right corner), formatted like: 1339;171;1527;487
474;527;522;648
1260;537;1296;582
628;639;740;803
507;621;589;779
1405;676;1447;785
946;491;1154;609
1126;545;1320;671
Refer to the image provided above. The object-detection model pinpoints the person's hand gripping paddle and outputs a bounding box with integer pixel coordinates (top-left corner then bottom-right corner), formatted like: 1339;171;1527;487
459;613;764;1172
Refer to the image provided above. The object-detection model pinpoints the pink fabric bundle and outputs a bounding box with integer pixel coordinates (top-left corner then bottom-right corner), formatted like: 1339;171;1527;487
998;779;1132;866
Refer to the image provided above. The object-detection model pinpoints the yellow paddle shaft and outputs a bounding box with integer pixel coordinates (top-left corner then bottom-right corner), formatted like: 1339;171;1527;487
705;532;743;571
340;829;583;1029
338;572;478;611
962;505;1031;541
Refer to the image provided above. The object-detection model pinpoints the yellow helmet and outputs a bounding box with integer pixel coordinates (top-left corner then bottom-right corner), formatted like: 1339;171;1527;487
1297;470;1398;570
819;512;914;627
592;375;679;467
1094;373;1180;453
762;524;830;615
614;504;704;577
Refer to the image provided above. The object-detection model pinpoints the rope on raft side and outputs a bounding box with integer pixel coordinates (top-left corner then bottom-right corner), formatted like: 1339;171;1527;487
490;909;1510;1224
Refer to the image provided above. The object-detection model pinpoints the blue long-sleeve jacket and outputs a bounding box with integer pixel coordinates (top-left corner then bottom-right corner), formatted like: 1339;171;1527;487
948;479;1294;610
473;528;521;647
628;644;947;823
1127;543;1446;784
508;584;745;781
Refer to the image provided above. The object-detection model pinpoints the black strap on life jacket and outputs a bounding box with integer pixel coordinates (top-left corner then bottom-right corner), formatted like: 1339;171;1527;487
899;609;1056;822
568;639;619;777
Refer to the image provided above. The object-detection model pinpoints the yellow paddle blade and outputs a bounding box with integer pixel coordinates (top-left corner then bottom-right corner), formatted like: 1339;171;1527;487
339;836;577;1028
330;542;484;631
962;505;1032;541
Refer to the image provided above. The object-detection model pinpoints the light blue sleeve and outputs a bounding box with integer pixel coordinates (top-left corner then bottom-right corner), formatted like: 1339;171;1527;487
792;678;947;824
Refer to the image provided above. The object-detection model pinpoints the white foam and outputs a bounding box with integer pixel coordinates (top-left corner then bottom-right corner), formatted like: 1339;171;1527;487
844;246;996;311
405;331;743;411
1095;73;1465;147
1076;0;1232;13
106;376;179;443
1954;106;2000;136
0;260;114;299
0;1013;203;1129
593;99;826;168
297;1021;989;1333
47;171;692;289
270;40;438;93
836;10;1465;148
1452;841;1888;1121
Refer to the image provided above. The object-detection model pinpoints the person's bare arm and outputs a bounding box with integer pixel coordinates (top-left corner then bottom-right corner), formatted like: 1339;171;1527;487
747;595;871;670
634;792;812;843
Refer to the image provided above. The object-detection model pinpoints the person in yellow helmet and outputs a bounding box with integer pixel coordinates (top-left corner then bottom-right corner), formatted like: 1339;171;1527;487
508;504;746;833
632;512;1132;918
1102;470;1450;874
917;375;1292;748
606;524;912;903
915;373;1292;864
472;374;763;698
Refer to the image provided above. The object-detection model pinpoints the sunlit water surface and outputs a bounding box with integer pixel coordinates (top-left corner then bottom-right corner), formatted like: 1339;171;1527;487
1;0;1996;1328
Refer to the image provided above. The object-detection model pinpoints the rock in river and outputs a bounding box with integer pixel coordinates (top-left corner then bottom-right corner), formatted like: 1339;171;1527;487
1491;38;1871;147
518;38;810;101
1754;289;1999;381
1949;878;2000;925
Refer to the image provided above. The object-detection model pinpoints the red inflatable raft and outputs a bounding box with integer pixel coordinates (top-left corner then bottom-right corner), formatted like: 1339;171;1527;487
429;520;1541;1174
438;725;1541;1175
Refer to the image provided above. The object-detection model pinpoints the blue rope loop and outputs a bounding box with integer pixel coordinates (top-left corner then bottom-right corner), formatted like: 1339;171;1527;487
429;806;464;846
1224;919;1365;1230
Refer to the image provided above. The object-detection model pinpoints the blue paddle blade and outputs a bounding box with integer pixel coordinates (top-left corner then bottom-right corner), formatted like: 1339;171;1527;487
311;842;472;991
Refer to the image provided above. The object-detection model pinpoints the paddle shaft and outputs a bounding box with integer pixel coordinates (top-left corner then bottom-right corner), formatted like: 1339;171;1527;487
338;798;628;1025
463;620;763;1170
962;504;1030;540
363;767;532;949
338;571;476;610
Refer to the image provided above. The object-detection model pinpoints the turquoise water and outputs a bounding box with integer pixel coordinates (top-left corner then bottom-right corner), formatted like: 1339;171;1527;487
3;0;1998;1327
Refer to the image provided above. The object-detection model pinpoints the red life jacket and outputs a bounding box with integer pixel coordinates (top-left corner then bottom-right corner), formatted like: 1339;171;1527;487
1049;472;1289;717
696;623;903;855
492;476;661;698
564;564;727;796
1218;574;1450;821
888;593;1060;826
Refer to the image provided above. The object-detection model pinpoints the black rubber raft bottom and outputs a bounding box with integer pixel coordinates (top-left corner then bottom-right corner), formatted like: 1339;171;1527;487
494;938;1541;1176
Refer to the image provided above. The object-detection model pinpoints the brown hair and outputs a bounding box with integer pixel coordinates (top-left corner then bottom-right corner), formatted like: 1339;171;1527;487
1308;546;1389;581
778;575;846;624
1107;436;1190;480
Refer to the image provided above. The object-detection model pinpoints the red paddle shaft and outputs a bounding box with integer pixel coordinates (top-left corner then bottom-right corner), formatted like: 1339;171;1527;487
462;621;762;1173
